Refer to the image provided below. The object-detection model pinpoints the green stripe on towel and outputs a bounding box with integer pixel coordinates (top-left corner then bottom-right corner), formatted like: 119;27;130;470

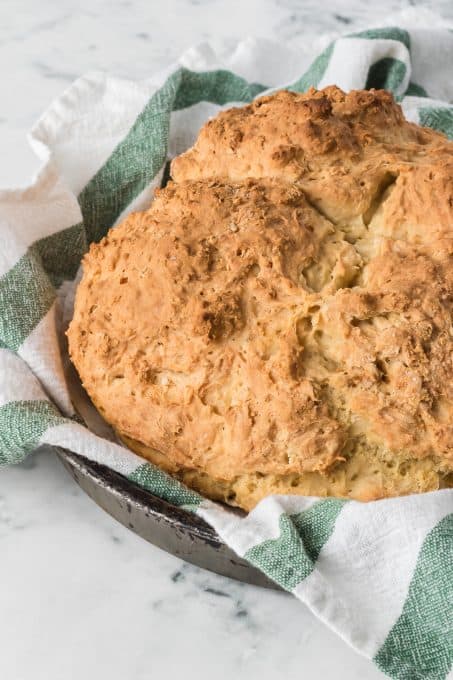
244;499;346;590
33;222;86;288
0;252;56;352
375;514;453;680
0;400;67;465
365;58;407;92
349;27;411;50
419;107;453;139
129;462;202;510
78;68;268;244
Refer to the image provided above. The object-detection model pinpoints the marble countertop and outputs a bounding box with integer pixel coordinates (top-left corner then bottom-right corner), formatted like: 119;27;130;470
1;2;451;679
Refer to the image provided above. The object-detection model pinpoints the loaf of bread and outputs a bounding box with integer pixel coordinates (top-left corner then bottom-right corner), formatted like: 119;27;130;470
68;86;453;510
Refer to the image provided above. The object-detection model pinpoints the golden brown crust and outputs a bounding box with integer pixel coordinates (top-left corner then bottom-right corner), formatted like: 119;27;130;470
118;432;451;512
171;87;451;224
68;86;453;510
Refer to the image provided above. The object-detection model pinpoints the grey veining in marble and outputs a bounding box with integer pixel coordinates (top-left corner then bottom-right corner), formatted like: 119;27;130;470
0;1;450;678
1;449;388;680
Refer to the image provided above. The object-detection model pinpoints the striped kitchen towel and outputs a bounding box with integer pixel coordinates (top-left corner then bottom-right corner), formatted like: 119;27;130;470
1;12;452;680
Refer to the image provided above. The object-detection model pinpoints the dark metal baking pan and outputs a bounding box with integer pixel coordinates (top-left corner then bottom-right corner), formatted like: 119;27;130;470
56;447;280;589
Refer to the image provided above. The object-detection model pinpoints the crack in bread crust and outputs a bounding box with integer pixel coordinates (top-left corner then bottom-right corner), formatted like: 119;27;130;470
68;86;453;510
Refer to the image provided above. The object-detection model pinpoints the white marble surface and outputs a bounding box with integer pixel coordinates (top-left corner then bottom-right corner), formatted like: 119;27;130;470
0;2;451;679
2;449;387;680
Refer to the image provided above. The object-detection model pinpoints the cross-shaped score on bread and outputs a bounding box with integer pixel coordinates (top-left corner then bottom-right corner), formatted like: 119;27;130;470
67;86;453;510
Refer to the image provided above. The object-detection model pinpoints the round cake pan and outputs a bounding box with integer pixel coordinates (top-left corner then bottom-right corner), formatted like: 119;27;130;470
56;447;280;590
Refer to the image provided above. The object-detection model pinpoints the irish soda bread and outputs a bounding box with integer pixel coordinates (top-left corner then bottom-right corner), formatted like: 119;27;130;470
68;86;453;511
